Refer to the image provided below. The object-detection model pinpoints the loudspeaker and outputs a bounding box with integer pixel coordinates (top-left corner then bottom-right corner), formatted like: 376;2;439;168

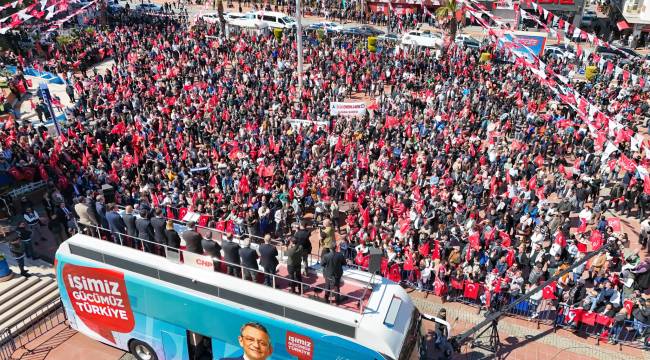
102;184;115;203
367;247;383;274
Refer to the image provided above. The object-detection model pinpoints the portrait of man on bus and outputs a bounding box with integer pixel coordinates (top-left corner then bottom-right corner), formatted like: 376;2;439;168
220;322;273;360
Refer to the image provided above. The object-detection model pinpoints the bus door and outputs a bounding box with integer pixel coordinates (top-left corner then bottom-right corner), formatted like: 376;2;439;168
417;313;452;360
186;330;213;360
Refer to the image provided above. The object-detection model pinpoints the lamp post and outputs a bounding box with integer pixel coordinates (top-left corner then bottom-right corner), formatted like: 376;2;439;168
295;0;304;96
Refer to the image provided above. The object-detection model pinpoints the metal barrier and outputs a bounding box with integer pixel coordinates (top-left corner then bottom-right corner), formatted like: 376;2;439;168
0;329;15;360
79;223;369;313
114;205;322;269
554;303;650;349
0;298;66;360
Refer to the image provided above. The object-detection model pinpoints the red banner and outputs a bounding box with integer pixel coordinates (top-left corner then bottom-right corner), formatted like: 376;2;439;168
286;331;314;360
62;264;135;344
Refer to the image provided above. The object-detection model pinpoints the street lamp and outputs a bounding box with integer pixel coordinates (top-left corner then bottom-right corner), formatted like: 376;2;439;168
295;0;304;96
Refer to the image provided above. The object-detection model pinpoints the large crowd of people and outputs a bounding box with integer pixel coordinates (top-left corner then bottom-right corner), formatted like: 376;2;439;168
1;3;650;346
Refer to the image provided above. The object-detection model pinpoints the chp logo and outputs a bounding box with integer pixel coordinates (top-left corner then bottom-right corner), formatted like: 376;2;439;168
286;331;314;360
62;264;135;344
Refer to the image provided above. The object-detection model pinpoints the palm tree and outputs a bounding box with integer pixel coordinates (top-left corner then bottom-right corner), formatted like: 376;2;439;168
435;0;461;43
217;0;226;35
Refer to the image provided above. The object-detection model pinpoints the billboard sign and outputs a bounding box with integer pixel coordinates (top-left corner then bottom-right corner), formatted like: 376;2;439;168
498;31;547;61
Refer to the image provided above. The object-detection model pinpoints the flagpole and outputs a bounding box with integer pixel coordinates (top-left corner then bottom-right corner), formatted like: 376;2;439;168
295;0;303;96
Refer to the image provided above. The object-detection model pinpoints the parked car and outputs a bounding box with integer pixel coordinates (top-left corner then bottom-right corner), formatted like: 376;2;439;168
401;30;443;48
617;46;641;58
245;11;296;29
340;25;384;36
455;35;480;49
595;45;627;58
377;33;399;42
107;0;129;13
545;44;575;54
200;12;223;24
580;10;597;27
135;2;162;12
306;21;341;33
544;47;576;61
224;12;250;22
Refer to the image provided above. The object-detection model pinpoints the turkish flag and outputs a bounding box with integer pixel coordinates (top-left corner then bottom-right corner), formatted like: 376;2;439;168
596;314;613;327
542;281;557;300
528;176;537;190
623;299;634;316
198;214;210;227
399;218;411;234
555;232;567;247
619;154;637;172
419;242;430;256
499;231;511;247
606;217;622;232
589;230;603;251
384;116;401;129
463;281;480;300
450;278;464;290
581;311;597;326
432;240;440;260
468;232;481;250
567;308;584;324
403;252;415;271
485;228;496;244
577;218;587;233
505;248;515;267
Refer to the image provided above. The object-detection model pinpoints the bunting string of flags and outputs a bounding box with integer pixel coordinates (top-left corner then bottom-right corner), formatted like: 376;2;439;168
463;0;650;182
519;0;648;87
0;0;96;34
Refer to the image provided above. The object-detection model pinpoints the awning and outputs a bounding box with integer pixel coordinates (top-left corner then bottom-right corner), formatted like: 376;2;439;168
616;20;631;31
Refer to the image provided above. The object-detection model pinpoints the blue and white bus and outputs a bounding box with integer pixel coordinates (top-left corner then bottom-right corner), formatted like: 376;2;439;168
55;234;450;360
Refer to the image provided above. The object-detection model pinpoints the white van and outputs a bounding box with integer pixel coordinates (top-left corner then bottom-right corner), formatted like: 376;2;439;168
401;30;443;48
249;11;296;29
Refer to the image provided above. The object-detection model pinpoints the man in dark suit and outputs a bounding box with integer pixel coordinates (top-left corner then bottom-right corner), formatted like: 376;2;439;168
95;195;108;228
182;221;204;254
257;235;278;286
135;209;155;253
294;221;312;276
202;231;222;258
222;233;241;277
106;203;127;244
122;205;137;248
150;208;167;247
239;239;259;282
285;238;303;293
321;242;345;304
219;322;273;360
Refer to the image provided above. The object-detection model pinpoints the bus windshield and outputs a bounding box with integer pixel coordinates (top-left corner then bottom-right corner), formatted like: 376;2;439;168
399;308;421;360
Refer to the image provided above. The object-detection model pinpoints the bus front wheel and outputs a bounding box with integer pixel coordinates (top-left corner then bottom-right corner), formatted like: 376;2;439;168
129;339;158;360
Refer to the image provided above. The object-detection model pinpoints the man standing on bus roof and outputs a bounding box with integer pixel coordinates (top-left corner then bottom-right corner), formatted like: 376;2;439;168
322;242;345;304
286;237;303;294
294;221;312;276
151;208;167;248
220;322;273;360
106;203;127;244
182;221;204;254
258;234;279;287
239;238;259;282
222;233;242;277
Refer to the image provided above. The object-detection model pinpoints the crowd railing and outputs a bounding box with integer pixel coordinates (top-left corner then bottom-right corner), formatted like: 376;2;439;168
554;302;650;349
78;223;369;313
115;205;322;269
74;212;649;350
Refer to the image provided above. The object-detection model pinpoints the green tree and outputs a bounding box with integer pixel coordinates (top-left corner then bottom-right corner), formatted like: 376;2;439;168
435;0;460;44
